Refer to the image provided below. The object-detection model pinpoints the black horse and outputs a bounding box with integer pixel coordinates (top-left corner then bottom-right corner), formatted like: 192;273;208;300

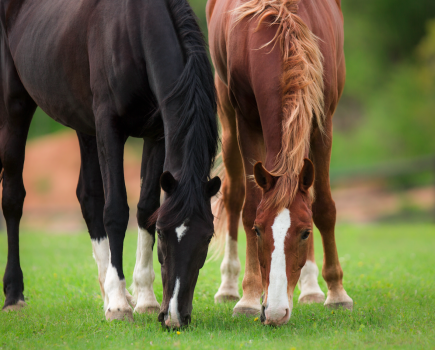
0;0;220;328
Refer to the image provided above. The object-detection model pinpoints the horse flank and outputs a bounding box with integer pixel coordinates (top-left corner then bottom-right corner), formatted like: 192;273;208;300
151;0;219;230
234;0;324;210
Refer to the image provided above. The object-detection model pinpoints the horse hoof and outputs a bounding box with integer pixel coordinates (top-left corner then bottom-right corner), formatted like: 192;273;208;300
324;289;353;310
134;305;160;314
2;300;27;312
324;301;353;311
232;307;260;317
106;307;134;322
299;293;325;305
215;293;240;303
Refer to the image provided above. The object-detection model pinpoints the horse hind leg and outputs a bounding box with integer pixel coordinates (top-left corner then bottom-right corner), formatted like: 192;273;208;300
0;91;36;311
298;233;325;304
132;139;164;314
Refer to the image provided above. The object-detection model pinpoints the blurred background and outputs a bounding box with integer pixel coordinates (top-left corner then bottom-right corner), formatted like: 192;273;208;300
0;0;434;231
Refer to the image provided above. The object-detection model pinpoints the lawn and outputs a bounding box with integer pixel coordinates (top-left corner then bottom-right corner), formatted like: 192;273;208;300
0;224;434;349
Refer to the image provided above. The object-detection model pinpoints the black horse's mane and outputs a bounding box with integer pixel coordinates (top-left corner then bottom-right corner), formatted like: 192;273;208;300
151;0;219;230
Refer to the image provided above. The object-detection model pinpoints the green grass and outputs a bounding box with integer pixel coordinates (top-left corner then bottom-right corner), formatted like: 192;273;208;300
1;224;434;349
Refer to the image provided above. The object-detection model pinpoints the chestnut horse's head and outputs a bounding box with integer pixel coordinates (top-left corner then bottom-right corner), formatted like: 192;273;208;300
253;158;315;326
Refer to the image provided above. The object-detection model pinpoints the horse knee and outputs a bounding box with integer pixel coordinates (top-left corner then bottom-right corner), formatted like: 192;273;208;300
241;205;256;232
2;182;25;219
103;202;129;233
137;202;158;229
313;198;336;232
222;177;245;213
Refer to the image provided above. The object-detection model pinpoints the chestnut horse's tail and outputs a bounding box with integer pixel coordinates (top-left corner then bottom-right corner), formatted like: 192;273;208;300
0;160;3;184
234;0;324;210
208;153;227;260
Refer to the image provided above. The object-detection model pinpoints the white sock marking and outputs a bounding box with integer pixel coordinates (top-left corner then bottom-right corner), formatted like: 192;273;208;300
266;208;292;321
91;238;110;303
215;234;240;300
167;278;181;326
175;221;189;242
298;260;324;301
132;227;160;311
104;261;130;313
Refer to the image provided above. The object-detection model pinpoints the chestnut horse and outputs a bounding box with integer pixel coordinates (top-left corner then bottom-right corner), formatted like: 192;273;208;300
207;0;353;325
0;0;220;328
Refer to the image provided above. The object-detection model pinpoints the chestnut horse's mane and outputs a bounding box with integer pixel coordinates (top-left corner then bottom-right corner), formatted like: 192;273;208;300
234;0;325;210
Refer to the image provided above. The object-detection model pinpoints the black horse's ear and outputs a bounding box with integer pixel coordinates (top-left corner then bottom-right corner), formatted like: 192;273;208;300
299;158;315;193
205;176;221;197
254;162;276;192
160;171;178;195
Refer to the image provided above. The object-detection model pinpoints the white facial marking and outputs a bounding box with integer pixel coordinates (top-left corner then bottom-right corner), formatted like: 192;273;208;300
132;227;160;312
175;221;189;243
266;208;292;322
298;260;324;301
91;237;110;302
104;261;130;313
215;234;240;301
167;278;181;326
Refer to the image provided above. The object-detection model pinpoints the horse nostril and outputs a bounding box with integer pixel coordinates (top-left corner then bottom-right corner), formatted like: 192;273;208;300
158;312;165;323
184;314;191;325
260;305;266;323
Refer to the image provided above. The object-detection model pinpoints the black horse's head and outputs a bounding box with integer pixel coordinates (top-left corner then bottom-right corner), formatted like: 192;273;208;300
156;171;220;328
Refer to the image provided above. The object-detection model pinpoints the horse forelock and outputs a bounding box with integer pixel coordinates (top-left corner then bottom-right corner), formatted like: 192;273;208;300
233;0;324;211
149;0;218;231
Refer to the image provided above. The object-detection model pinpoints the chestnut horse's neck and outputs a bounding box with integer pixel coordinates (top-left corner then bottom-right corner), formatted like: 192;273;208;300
234;0;325;210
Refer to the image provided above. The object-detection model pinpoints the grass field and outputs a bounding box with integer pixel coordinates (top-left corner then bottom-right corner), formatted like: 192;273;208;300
0;224;434;349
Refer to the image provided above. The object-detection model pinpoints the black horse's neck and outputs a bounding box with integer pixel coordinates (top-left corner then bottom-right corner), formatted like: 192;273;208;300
154;0;218;230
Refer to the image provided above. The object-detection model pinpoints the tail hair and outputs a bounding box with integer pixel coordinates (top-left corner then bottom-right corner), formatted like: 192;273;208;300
208;153;228;261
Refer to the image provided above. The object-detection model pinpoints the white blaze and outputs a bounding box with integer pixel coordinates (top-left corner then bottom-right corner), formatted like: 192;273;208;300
175;221;188;242
266;208;292;321
167;278;181;326
132;227;160;312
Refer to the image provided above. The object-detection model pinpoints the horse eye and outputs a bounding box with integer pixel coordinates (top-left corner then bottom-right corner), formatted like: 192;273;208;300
301;230;311;240
254;227;261;237
156;229;162;239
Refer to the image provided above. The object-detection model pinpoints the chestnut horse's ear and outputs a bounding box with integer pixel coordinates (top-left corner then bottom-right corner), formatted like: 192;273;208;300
299;158;315;193
254;162;275;192
205;176;221;197
160;171;178;195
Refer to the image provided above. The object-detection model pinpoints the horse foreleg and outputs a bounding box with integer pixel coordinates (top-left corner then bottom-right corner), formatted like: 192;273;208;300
76;132;134;309
310;122;353;310
298;233;325;304
132;139;164;314
214;76;244;303
232;116;264;317
94;113;132;322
